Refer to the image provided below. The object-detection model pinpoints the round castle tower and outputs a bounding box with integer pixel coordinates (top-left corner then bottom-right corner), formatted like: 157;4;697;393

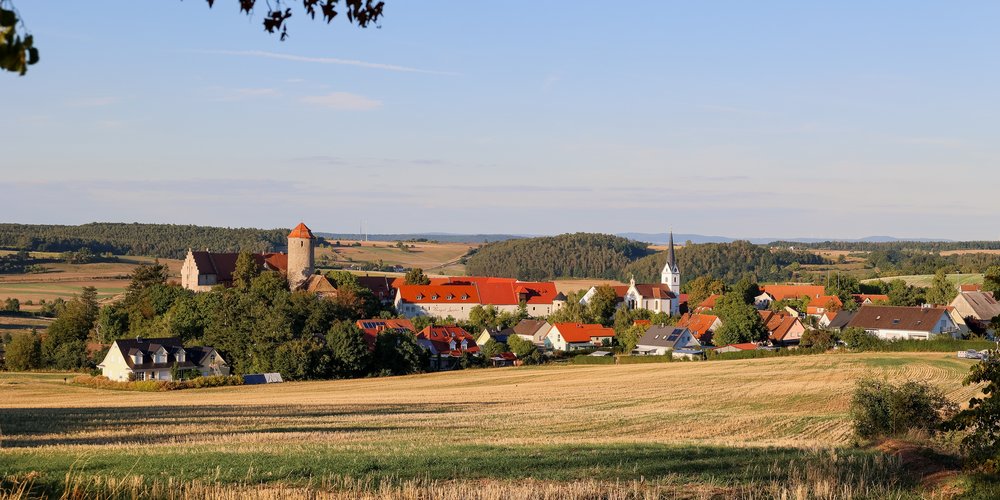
287;222;315;290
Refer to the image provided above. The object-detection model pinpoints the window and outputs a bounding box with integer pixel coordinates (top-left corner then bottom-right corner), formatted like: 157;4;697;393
432;294;439;300
416;294;423;300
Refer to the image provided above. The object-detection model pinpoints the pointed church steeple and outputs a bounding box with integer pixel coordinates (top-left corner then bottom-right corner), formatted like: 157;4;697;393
666;231;677;272
661;230;680;290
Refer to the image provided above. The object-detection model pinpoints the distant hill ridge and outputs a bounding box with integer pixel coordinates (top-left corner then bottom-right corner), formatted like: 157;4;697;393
0;222;288;259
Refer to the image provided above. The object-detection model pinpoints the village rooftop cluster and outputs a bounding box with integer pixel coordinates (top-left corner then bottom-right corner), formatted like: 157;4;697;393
95;222;1000;382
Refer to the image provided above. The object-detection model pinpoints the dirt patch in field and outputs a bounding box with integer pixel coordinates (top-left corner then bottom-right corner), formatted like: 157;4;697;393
876;439;963;494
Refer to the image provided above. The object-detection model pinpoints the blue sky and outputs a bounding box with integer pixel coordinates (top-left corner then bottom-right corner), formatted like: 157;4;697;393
2;1;998;239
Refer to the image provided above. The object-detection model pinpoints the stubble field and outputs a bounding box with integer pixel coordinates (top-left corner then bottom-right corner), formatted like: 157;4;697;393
0;352;983;498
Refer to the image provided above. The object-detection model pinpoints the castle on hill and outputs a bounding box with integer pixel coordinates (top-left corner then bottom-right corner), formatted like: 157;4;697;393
181;222;317;292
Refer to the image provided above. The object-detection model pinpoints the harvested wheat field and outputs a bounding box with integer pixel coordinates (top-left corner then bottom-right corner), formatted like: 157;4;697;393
0;352;984;498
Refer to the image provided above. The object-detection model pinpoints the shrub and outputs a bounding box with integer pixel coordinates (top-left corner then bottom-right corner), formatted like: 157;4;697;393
72;374;243;391
841;327;886;350
617;355;673;364
570;355;615;365
800;329;837;350
850;378;957;441
945;353;1000;472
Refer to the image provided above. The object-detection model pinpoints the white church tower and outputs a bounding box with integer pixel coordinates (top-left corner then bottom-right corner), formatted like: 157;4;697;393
660;231;680;293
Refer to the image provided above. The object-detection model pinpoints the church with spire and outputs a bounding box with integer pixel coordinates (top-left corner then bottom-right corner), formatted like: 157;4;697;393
580;231;681;316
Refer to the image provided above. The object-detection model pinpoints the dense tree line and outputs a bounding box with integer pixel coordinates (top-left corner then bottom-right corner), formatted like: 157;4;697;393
624;241;827;285
862;249;1000;276
0;250;45;274
464;233;653;280
0;223;291;259
4;259;435;379
770;240;1000;252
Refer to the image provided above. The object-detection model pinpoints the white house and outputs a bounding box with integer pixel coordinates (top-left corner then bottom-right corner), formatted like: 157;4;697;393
545;323;615;351
845;305;960;340
97;337;229;382
394;277;564;320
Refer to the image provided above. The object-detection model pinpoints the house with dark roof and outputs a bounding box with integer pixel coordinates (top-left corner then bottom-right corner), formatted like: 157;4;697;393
511;319;552;347
824;310;857;331
634;325;697;355
476;326;514;347
97;337;229;382
845;305;960;340
949;290;1000;334
355;275;398;304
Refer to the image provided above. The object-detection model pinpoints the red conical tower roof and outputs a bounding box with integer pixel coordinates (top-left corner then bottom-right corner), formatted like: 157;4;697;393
288;222;314;239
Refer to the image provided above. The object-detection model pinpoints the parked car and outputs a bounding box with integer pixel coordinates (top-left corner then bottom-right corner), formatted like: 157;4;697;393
958;349;983;360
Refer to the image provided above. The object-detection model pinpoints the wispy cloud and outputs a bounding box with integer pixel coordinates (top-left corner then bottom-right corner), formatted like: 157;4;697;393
67;97;118;108
300;92;382;110
212;87;281;102
198;50;458;76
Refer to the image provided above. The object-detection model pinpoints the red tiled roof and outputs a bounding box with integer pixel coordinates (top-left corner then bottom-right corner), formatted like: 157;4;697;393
356;319;416;350
696;294;722;311
396;284;480;303
852;294;890;304
633;319;652;327
551;323;615;343
757;310;802;341
395;277;559;305
960;284;982;292
288;222;314;239
760;285;826;301
676;313;719;340
724;343;760;351
264;253;288;272
806;295;842;314
418;325;480;354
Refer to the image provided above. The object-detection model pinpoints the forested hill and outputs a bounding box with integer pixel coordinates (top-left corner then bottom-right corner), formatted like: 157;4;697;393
768;240;1000;252
623;241;827;284
463;233;652;280
0;223;289;259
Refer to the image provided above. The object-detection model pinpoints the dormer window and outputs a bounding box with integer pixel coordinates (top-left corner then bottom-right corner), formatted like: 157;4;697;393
415;294;424;300
133;353;143;364
432;294;439;300
449;340;457;349
446;294;454;300
176;350;186;363
461;294;469;300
